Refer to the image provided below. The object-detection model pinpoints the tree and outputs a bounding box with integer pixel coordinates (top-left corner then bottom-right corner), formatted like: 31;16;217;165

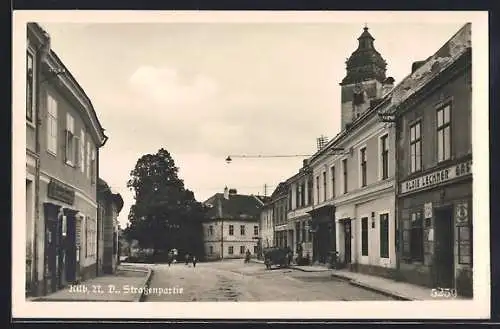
126;148;206;259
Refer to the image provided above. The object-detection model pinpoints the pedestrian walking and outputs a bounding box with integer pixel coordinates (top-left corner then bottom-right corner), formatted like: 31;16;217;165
192;255;197;268
167;252;173;267
185;253;190;265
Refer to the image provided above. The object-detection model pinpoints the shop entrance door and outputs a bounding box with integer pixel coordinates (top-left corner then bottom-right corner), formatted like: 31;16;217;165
344;220;352;264
434;207;454;289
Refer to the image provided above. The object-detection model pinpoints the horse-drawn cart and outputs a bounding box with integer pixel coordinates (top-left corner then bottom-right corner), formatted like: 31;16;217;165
263;247;291;269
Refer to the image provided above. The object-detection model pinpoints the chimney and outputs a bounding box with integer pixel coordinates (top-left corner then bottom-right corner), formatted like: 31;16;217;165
411;61;426;73
223;186;229;199
228;188;237;195
316;135;329;151
382;77;395;96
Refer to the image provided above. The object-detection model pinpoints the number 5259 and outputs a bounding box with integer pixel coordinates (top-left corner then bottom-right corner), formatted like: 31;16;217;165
431;288;457;298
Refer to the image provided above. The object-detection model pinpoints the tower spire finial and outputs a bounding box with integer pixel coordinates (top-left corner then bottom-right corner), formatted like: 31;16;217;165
364;22;368;30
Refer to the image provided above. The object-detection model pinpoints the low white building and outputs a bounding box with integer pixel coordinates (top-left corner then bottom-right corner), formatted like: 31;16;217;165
203;188;263;260
259;203;274;250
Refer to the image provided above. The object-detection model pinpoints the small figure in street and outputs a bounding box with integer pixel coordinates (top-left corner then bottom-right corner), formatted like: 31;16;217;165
185;253;190;265
244;249;251;263
167;251;173;267
192;255;197;268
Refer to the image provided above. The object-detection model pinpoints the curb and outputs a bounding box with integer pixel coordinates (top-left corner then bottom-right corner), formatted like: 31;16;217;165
137;268;154;302
289;266;331;273
348;280;414;301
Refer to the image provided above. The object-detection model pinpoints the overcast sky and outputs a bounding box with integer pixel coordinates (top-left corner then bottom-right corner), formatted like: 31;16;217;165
39;19;466;228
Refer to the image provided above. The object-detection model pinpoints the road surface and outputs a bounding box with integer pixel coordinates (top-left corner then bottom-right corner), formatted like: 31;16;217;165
142;259;396;301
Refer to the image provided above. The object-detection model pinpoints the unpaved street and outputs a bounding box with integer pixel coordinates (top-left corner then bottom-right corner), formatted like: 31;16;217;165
143;259;396;301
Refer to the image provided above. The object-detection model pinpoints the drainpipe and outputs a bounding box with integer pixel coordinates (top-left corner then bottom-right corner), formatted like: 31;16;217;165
394;115;401;273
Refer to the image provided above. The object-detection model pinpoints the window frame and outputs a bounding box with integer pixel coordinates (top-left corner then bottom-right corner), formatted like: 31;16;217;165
379;134;389;180
253;225;259;236
409;121;422;173
228;225;234;236
240;225;246;236
402;210;424;262
360;147;367;187
316;175;320;204
361;217;369;256
228;246;234;255
26;50;35;124
342;158;348;194
240;245;245;255
46;93;58;156
437;103;452;163
330;166;335;199
379;213;390;259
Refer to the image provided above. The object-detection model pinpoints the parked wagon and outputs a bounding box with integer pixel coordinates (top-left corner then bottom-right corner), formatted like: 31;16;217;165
263;247;291;269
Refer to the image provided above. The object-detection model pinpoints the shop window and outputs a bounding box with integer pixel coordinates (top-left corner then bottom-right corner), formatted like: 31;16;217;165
361;217;369;256
458;224;472;265
410;121;422;173
379;214;389;258
402;211;424;262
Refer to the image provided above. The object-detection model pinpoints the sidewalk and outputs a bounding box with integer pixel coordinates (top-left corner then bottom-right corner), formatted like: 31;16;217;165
251;259;466;301
30;265;153;302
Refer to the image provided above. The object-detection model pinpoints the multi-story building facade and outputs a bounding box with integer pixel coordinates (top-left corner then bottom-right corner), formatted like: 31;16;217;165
203;188;263;260
26;23;50;296
270;182;290;249
28;23;108;297
97;178;124;275
305;26;397;273
259;202;274;250
392;23;472;297
286;161;314;259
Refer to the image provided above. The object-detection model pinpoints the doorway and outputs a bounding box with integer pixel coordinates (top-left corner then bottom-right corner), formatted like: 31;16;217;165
43;203;60;294
344;220;352;264
434;207;454;288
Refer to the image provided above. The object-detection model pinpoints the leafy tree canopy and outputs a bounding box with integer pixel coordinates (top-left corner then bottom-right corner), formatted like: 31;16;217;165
125;148;206;258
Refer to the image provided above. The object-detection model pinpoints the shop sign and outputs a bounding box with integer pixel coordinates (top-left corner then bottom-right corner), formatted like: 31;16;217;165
48;179;75;205
456;202;469;223
424;202;433;219
401;160;472;194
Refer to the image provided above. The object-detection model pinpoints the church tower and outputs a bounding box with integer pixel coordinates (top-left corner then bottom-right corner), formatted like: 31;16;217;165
339;26;393;130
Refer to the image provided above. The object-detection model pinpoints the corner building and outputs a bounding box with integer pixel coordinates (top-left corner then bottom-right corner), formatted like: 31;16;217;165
393;24;472;297
30;23;108;296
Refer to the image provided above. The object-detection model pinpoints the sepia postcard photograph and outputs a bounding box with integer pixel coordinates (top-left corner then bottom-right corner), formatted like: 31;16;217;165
12;10;490;320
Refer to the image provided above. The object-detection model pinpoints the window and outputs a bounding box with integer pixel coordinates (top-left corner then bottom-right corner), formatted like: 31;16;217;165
342;159;348;194
85;217;97;258
209;246;213;254
90;148;96;184
307;178;313;205
26;51;34;122
402;211;424;262
323;171;327;201
47;94;58;155
380;135;389;180
240;225;245;236
296;184;300;208
331;166;335;198
254;225;259;236
208;225;213;236
360;147;367;187
80;130;85;173
316;176;320;204
300;182;305;206
65;113;79;166
437;104;451;162
361;217;369;256
253;246;258;254
228;246;234;255
410;121;422;173
86;140;91;178
240;246;245;254
379;213;389;258
229;225;234;236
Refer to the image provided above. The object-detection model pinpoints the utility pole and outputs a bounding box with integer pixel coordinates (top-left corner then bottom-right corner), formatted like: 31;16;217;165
264;184;267;197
